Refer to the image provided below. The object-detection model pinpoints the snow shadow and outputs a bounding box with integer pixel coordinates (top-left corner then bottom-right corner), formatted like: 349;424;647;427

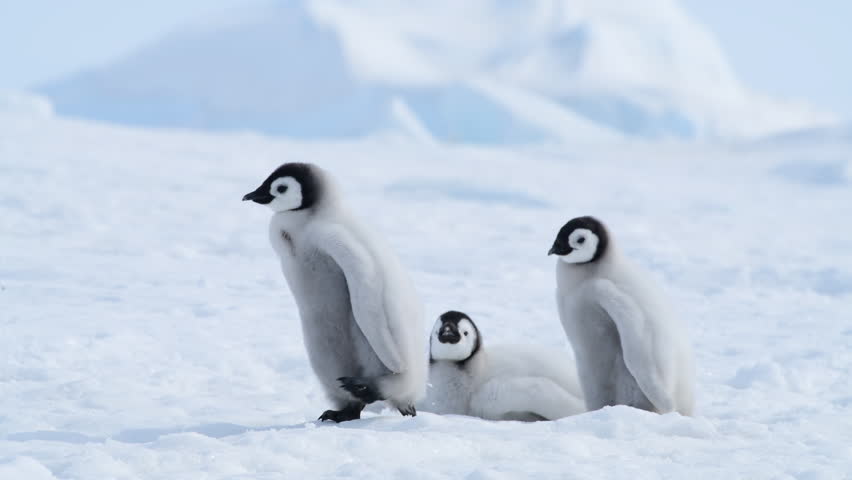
770;159;849;186
750;267;852;296
6;422;309;445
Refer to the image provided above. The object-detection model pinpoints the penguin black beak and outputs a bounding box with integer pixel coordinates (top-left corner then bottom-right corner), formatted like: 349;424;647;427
438;325;461;344
242;187;273;204
548;246;556;256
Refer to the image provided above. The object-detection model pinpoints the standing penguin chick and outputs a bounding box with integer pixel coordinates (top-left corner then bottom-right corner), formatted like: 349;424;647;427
243;163;426;422
549;216;694;415
423;311;586;421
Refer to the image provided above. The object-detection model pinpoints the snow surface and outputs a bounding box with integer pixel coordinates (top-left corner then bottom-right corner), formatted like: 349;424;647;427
39;0;833;144
2;111;852;478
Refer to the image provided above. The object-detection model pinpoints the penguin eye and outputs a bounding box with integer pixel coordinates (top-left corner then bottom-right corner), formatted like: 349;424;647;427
463;331;469;336
277;184;288;194
577;236;585;245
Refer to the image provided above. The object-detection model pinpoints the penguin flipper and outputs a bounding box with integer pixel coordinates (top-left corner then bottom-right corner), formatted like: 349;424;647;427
316;224;406;373
588;279;675;413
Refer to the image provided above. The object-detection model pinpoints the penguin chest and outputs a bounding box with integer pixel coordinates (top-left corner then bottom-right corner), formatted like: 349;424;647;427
271;228;297;259
425;363;473;415
567;300;622;373
566;296;652;410
288;247;352;321
285;248;366;371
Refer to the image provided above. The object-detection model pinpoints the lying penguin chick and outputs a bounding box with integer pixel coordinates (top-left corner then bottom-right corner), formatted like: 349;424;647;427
423;311;586;421
550;216;695;415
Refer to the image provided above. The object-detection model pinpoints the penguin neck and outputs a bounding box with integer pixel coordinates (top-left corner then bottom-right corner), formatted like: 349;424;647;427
430;347;484;372
270;208;313;232
311;170;345;212
268;188;347;231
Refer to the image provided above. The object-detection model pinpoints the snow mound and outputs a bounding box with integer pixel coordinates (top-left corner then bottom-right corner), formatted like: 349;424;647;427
39;0;833;143
0;90;54;118
728;362;788;389
761;123;852;145
311;0;833;140
0;457;56;480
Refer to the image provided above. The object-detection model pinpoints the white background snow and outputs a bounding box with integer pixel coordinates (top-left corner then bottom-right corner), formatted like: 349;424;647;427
2;0;852;478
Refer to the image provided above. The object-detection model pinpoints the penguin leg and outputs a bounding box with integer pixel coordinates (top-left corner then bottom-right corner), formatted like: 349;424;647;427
337;376;383;404
338;376;417;417
318;402;365;423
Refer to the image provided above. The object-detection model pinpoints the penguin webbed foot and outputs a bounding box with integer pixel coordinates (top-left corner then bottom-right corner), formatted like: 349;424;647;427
318;403;364;423
397;404;416;417
337;376;383;404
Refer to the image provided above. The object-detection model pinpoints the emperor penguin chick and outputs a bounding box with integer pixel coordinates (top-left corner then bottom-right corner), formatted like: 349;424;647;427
243;162;426;422
423;311;586;421
549;216;694;415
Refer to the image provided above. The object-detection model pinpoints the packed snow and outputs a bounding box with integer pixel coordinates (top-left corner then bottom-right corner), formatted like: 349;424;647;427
1;107;851;478
39;0;833;143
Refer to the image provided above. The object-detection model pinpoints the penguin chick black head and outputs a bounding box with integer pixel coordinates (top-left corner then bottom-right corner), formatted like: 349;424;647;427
242;162;323;212
430;310;482;365
548;216;609;264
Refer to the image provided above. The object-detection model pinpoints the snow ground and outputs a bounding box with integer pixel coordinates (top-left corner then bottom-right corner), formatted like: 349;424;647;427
1;112;851;478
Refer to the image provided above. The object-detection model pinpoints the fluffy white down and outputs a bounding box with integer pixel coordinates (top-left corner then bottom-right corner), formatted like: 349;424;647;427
266;176;303;212
424;343;586;420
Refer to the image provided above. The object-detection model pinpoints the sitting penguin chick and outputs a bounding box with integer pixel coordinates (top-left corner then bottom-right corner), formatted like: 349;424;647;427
549;216;695;415
423;311;586;421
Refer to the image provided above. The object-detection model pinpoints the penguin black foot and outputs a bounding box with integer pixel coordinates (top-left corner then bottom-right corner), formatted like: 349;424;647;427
337;376;383;404
318;403;364;423
397;404;417;417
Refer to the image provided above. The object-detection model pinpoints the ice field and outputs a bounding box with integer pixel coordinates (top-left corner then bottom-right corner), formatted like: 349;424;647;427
1;109;851;478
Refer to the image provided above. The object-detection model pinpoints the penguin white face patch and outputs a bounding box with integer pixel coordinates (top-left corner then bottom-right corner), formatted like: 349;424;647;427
558;228;599;264
267;176;303;212
430;318;478;361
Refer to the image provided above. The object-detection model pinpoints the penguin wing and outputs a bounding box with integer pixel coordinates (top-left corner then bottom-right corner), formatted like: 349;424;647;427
315;224;406;373
588;279;674;413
